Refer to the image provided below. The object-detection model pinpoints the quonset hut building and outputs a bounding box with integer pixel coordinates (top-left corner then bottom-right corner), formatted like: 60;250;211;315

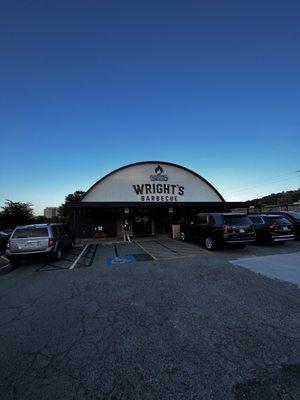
69;161;250;238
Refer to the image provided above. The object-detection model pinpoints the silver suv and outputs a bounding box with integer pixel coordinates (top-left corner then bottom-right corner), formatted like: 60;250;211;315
6;224;73;266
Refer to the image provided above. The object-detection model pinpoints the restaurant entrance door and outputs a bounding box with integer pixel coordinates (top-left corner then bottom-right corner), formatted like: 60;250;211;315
132;215;152;235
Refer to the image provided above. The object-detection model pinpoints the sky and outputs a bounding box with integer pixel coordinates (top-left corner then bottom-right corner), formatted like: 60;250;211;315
0;0;299;214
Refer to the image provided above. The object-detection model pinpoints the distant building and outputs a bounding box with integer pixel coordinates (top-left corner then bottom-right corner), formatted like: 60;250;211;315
44;207;58;219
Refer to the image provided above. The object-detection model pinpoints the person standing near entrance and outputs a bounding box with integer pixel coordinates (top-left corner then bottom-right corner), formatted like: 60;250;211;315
122;220;131;242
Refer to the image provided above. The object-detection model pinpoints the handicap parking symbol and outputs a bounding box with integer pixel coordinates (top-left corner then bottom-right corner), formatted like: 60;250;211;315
106;256;136;265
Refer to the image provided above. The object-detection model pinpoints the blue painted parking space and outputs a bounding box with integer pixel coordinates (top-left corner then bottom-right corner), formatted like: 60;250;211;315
106;255;136;265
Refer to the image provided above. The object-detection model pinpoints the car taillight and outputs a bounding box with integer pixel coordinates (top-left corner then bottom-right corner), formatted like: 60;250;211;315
48;238;56;247
6;240;10;250
222;225;231;234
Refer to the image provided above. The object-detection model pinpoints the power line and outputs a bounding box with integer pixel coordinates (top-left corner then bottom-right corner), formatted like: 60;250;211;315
228;177;295;195
221;171;299;195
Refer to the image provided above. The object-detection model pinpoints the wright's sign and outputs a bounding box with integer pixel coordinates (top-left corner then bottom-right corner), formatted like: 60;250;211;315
82;162;223;203
132;164;184;202
133;183;184;202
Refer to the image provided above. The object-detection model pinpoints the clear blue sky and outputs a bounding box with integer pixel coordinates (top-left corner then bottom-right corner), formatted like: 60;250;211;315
0;0;299;214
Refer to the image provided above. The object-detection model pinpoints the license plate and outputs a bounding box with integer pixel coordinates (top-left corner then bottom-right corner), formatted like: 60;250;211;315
18;242;38;249
239;228;245;233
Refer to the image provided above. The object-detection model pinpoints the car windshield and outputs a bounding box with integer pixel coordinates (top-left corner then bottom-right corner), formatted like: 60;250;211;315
223;216;251;226
269;217;291;225
12;227;49;238
286;211;300;219
249;216;263;224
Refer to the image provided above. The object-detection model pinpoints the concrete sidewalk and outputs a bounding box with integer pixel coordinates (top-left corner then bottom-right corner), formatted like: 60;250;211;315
230;251;300;288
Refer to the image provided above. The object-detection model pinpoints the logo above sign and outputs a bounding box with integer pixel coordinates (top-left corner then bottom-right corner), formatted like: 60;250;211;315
150;164;168;181
132;164;184;202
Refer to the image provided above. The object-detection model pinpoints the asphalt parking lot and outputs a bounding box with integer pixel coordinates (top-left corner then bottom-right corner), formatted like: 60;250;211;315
0;239;299;399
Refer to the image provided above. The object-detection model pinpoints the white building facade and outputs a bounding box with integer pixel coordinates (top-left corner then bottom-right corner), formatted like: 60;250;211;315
70;161;248;238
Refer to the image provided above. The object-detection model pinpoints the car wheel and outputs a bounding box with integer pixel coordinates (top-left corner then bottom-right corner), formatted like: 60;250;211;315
205;237;216;251
180;232;187;241
53;247;62;261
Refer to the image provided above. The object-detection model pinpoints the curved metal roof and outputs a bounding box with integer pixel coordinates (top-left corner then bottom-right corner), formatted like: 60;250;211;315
81;161;225;202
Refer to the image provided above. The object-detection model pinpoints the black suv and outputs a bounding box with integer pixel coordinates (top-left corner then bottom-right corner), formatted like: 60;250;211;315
180;213;256;250
263;211;300;239
248;214;294;244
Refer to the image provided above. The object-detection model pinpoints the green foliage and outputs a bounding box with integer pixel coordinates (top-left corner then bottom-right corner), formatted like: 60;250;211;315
34;215;50;224
251;188;300;206
58;190;85;222
1;200;34;228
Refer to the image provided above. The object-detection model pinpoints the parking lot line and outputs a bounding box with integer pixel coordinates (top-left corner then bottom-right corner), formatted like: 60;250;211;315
0;263;10;270
134;241;157;260
135;239;213;260
69;244;88;270
154;240;179;254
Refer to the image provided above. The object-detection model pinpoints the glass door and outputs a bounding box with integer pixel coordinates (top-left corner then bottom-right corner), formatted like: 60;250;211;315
133;216;152;235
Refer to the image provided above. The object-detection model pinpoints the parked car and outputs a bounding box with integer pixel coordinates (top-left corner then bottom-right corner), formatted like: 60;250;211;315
0;231;10;254
263;211;300;239
180;213;256;250
248;214;294;244
6;223;73;266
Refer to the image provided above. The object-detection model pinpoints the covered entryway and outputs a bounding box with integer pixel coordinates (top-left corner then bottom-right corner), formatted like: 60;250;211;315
69;161;252;239
132;215;153;235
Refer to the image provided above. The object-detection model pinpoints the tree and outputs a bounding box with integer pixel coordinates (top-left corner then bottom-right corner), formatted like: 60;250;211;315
251;188;300;207
1;200;34;228
34;215;50;224
58;190;85;223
